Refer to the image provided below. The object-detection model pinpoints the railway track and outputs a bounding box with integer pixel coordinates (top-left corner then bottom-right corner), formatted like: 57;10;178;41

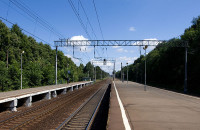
56;83;110;130
0;80;109;129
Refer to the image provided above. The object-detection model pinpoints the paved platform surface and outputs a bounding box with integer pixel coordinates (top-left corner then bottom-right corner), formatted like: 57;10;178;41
0;81;90;101
108;80;200;130
107;82;125;130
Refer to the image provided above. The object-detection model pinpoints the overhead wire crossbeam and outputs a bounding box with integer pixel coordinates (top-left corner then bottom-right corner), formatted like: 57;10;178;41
54;40;188;47
54;39;188;92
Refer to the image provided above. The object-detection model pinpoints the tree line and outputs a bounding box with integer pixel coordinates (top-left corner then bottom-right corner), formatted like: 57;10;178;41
116;16;200;95
0;20;109;91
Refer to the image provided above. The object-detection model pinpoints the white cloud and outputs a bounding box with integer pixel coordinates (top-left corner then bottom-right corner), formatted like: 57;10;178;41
112;46;120;48
93;61;113;67
118;56;137;64
114;56;138;71
70;35;88;42
117;48;128;53
70;35;92;52
129;26;136;31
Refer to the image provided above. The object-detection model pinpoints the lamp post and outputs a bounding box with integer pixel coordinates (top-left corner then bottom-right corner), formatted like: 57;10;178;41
67;63;69;84
95;66;96;81
121;62;122;82
126;63;128;84
113;61;115;81
92;62;94;81
143;45;148;91
123;71;124;82
101;69;102;80
55;46;58;85
21;51;24;90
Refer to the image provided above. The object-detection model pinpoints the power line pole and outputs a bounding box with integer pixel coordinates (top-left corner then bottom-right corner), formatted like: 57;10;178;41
123;71;124;82
101;69;102;80
21;51;24;89
95;66;96;81
127;63;128;84
67;63;69;84
55;46;58;85
7;49;9;68
121;62;122;82
143;45;148;91
113;61;115;81
184;47;188;93
92;62;94;81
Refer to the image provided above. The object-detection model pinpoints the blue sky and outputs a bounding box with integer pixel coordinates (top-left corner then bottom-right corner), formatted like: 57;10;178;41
0;0;200;73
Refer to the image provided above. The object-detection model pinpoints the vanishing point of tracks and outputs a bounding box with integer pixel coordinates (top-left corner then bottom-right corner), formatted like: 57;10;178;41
0;79;110;130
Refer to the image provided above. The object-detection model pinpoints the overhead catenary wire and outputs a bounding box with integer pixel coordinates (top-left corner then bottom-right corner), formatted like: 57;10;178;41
92;0;104;40
67;0;105;59
78;0;98;40
0;16;52;46
12;0;64;38
68;0;92;39
92;0;106;57
2;0;108;73
0;0;33;22
9;0;64;39
6;0;11;20
0;0;54;37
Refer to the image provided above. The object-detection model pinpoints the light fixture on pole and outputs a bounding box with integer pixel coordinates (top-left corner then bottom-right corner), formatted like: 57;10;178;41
21;51;24;90
143;45;148;91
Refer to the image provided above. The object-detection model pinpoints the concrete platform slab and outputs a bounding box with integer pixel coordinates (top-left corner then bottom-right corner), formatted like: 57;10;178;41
0;81;92;111
109;80;200;130
107;83;125;130
0;81;91;102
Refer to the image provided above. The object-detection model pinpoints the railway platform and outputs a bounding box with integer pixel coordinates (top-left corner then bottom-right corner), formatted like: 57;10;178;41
108;80;200;130
0;81;93;111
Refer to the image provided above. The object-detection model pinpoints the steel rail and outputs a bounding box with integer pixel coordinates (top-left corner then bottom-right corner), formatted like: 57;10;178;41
11;87;96;129
56;84;109;130
0;82;102;129
85;84;108;130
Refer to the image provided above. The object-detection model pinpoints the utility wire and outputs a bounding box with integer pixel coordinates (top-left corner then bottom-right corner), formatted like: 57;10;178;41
0;16;52;46
92;0;105;57
67;0;106;61
14;0;64;38
92;0;104;40
78;0;97;40
68;0;103;60
68;0;91;39
0;0;53;35
9;0;64;39
6;0;11;20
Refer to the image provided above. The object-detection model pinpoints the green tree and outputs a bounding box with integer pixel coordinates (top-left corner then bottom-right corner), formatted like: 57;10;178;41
0;61;9;91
